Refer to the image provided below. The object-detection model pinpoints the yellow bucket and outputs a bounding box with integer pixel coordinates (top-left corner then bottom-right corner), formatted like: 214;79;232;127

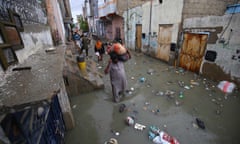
78;61;86;70
77;56;87;76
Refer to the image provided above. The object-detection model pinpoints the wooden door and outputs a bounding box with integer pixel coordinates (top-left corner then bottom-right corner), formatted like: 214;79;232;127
179;33;208;73
135;24;142;52
156;24;173;62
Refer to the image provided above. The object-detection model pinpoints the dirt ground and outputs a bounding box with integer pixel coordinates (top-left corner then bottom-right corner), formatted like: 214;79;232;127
64;42;240;144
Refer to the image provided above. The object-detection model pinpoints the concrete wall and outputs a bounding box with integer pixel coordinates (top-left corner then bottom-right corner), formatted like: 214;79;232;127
58;79;75;130
16;25;53;63
117;0;146;16
123;6;143;50
105;21;113;40
104;15;124;41
1;28;52;88
112;15;124;41
124;0;183;53
0;24;53;83
183;13;240;85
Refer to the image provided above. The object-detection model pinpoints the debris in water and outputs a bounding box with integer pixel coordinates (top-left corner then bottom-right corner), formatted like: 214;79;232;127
130;87;135;91
134;123;146;131
147;69;154;75
175;100;182;106
125;116;134;126
196;118;205;129
179;91;184;98
115;132;120;136
72;105;77;109
190;80;200;86
184;85;190;90
139;77;146;82
192;122;198;129
217;81;236;93
216;109;222;115
119;103;126;113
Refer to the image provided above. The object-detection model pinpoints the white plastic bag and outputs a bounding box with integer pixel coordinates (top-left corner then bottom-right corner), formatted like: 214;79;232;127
95;52;100;56
217;81;236;93
152;131;180;144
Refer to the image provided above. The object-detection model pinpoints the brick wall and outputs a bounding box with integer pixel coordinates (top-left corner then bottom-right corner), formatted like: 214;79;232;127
183;0;236;19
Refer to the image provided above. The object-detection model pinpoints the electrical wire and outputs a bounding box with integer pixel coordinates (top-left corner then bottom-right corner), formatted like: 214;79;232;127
219;0;239;40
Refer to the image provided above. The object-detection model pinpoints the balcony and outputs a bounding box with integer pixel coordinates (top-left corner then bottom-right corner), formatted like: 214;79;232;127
98;0;117;18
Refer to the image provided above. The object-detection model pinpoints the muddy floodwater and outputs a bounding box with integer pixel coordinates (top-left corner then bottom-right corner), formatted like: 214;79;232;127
65;50;240;144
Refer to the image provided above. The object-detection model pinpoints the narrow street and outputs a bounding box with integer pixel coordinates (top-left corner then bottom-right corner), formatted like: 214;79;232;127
64;41;240;144
1;1;240;144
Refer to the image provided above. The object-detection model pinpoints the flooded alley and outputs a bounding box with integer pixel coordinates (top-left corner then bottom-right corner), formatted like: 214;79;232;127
64;46;240;144
0;0;240;144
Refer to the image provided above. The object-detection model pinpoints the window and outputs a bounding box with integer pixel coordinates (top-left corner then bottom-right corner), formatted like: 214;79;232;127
0;21;24;50
8;9;24;32
0;22;22;70
0;44;18;70
0;10;24;71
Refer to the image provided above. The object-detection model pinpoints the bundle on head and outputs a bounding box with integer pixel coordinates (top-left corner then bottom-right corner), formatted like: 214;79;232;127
113;43;126;55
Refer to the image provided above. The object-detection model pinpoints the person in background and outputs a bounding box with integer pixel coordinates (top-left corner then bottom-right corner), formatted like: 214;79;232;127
72;31;82;49
104;51;128;103
95;39;105;62
80;34;90;57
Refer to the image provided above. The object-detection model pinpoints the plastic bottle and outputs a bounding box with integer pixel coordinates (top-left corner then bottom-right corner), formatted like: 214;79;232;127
179;91;184;98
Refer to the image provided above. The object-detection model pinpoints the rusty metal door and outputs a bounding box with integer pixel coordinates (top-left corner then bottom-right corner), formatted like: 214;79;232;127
179;33;208;73
135;24;142;52
156;24;173;62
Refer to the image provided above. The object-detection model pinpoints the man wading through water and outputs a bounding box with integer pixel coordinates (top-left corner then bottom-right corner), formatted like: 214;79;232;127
104;41;131;103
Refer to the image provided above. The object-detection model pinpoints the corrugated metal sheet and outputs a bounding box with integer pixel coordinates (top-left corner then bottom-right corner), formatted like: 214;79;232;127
225;4;240;14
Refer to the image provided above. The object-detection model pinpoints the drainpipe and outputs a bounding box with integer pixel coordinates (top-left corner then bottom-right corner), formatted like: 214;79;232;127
148;0;152;53
127;0;129;48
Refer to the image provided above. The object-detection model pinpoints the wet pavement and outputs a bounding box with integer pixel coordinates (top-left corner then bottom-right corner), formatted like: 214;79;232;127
65;42;240;144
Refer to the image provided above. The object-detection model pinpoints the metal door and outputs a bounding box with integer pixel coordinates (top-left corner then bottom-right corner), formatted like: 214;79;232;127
179;33;208;73
135;24;142;52
156;24;173;62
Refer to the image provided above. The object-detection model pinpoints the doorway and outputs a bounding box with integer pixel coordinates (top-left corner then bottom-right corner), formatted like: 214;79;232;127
179;33;208;73
135;24;142;52
156;24;173;62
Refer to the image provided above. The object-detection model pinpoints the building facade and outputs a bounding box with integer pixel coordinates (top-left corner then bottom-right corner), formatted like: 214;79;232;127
0;0;75;142
123;0;240;86
182;2;240;86
95;0;145;41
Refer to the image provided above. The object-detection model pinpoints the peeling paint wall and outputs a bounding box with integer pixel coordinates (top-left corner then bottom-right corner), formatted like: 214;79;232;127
0;0;53;76
183;14;240;84
46;0;66;44
123;6;143;50
111;15;124;41
124;0;183;55
16;25;53;63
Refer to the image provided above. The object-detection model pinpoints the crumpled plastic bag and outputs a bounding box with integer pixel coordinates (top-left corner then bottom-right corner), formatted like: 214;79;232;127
152;131;180;144
217;81;235;93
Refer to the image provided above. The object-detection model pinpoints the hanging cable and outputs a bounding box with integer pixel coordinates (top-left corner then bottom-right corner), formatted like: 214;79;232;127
219;0;239;41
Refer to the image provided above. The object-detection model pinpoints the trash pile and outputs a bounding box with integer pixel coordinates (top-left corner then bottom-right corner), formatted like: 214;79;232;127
121;104;180;144
148;126;180;144
125;115;146;131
